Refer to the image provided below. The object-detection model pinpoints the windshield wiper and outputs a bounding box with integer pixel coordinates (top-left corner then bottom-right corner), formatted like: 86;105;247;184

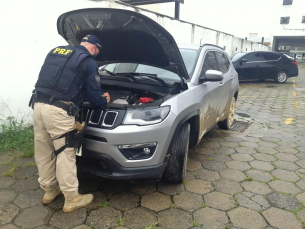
100;69;137;82
101;68;115;76
121;72;168;87
115;73;138;83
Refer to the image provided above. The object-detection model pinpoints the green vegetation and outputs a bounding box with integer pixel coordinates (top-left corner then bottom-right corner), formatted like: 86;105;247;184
193;221;200;227
245;176;253;181
117;217;124;226
0;116;34;157
145;222;158;229
98;201;110;208
201;203;207;208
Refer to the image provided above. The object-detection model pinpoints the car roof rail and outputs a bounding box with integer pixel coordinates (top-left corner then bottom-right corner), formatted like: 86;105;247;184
201;43;224;50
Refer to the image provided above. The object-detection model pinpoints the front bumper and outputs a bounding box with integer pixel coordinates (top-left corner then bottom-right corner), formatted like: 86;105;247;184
82;111;177;168
76;149;168;180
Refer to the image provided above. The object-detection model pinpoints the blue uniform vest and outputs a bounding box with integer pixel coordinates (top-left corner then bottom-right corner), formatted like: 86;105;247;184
35;45;90;104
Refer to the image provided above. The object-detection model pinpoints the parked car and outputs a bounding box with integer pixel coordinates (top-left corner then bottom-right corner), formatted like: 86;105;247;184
296;54;303;59
231;51;298;83
57;8;239;183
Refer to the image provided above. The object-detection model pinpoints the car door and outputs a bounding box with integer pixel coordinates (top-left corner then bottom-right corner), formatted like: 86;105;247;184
260;52;281;79
214;51;234;117
239;52;262;79
197;51;221;137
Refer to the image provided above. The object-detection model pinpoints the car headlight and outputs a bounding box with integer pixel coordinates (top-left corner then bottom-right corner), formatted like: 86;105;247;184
122;106;170;126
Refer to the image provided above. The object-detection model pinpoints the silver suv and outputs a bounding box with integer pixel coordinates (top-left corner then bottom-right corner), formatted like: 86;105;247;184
58;8;239;183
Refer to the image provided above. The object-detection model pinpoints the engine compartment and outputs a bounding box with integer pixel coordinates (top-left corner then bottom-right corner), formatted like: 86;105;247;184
99;80;182;108
102;85;160;106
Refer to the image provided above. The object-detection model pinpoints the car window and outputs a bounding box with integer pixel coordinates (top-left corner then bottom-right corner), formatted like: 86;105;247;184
231;53;246;61
262;53;281;61
215;52;229;73
202;51;218;74
179;49;198;76
244;53;262;62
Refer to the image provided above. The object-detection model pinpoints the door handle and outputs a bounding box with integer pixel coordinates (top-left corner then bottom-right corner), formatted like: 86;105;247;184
231;75;234;78
219;82;223;87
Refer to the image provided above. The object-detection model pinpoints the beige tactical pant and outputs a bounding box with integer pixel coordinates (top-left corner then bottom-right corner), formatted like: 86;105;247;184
33;102;78;196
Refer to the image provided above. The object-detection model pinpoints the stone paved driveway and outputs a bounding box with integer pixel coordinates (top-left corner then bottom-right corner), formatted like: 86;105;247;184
1;63;305;229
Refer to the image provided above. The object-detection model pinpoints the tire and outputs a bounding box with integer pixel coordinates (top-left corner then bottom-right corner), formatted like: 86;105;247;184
275;71;287;84
218;97;236;130
163;122;190;183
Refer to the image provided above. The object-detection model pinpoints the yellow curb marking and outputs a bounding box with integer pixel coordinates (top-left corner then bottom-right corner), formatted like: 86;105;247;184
293;91;297;97
293;84;296;87
293;80;295;83
285;118;293;124
294;102;299;109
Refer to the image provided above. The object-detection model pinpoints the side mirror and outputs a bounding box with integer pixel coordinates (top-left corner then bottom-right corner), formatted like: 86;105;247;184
205;70;224;82
240;59;247;64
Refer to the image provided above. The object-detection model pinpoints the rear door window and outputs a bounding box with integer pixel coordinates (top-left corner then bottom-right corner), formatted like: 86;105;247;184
245;53;262;62
215;52;229;73
262;53;281;61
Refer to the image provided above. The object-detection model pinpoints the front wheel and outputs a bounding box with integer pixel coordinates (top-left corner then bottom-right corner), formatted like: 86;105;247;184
218;97;236;130
163;122;190;183
275;71;287;84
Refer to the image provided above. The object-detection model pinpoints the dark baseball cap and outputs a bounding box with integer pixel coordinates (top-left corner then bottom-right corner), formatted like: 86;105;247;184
81;35;102;51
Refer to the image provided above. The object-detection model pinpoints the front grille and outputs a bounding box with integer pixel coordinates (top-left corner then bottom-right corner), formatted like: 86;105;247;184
102;111;118;127
89;110;103;125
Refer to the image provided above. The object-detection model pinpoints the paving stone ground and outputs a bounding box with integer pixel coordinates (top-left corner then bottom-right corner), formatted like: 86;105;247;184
0;63;305;228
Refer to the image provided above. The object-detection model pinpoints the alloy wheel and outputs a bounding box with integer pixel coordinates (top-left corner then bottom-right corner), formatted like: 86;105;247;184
277;72;287;83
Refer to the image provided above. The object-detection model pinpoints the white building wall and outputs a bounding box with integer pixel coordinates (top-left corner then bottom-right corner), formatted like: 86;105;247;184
272;0;305;36
0;0;267;123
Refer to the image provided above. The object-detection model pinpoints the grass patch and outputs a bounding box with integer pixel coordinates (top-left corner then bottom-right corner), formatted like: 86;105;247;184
97;201;110;208
117;217;124;226
201;203;207;208
291;206;305;215
170;203;176;208
193;221;200;227
245;176;253;181
145;222;158;229
272;176;279;181
0;116;34;157
207;157;213;161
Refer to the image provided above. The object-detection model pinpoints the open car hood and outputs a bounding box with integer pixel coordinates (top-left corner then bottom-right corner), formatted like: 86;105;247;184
57;8;189;80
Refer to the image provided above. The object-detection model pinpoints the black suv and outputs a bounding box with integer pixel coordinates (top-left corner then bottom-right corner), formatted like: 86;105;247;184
232;51;298;83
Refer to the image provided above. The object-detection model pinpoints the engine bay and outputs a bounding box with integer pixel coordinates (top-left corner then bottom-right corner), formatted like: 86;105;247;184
101;85;161;106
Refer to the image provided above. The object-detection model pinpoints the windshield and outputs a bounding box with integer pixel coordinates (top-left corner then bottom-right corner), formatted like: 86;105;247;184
101;49;198;84
103;63;181;84
179;48;198;76
231;53;247;62
101;48;199;83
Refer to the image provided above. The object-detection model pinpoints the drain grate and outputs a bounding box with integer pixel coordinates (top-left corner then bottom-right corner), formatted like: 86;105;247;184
266;85;276;88
230;120;251;133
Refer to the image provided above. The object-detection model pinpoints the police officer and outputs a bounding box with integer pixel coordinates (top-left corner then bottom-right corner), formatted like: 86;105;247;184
32;35;110;213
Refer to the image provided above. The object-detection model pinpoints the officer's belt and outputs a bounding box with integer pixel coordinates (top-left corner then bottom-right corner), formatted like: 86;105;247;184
36;92;71;113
